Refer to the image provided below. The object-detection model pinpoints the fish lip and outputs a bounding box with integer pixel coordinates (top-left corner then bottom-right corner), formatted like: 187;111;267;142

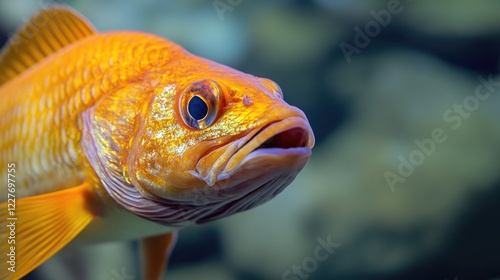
187;116;314;187
218;116;315;179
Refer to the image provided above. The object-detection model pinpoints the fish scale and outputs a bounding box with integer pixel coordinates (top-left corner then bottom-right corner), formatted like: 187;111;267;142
0;33;176;199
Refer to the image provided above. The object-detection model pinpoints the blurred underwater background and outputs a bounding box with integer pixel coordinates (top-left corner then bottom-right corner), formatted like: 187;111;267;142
1;0;500;279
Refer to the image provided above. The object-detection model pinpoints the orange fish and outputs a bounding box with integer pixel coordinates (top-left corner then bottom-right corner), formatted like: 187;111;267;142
0;5;314;280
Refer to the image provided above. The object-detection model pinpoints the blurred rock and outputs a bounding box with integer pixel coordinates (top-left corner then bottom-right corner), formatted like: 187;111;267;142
170;224;223;266
402;1;500;36
313;0;386;22
310;50;500;277
35;241;137;280
315;0;500;37
168;261;235;280
216;179;316;279
250;7;342;70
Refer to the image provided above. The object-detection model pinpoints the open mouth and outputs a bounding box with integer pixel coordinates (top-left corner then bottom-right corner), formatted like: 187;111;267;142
255;126;311;150
188;116;314;187
223;117;314;173
247;117;314;151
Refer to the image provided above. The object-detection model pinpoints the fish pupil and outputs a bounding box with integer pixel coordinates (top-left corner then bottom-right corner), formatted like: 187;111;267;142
188;95;208;120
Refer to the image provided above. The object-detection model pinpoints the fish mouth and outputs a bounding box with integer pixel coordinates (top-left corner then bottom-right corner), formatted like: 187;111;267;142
188;116;314;187
221;116;315;178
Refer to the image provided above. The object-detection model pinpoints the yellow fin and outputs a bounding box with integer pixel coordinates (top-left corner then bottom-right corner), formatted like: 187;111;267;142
0;183;95;280
0;4;97;85
141;232;178;280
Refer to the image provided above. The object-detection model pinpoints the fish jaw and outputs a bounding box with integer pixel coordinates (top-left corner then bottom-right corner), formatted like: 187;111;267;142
189;116;314;186
223;116;314;175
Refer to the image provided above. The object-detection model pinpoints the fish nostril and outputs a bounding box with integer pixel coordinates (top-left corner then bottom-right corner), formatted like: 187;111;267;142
242;95;253;106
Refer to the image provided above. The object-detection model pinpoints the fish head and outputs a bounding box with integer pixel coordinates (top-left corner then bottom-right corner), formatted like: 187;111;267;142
128;58;315;224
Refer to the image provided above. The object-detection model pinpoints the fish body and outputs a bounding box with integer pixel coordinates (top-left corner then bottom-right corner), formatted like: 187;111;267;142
1;31;176;197
0;5;314;280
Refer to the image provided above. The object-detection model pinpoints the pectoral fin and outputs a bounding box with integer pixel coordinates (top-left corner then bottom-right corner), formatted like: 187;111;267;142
0;183;95;280
141;231;178;280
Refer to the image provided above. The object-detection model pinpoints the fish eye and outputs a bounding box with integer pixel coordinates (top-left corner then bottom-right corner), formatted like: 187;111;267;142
188;96;208;120
179;79;223;129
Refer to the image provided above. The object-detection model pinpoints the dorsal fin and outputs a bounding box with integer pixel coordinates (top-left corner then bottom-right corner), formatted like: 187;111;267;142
0;5;97;85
